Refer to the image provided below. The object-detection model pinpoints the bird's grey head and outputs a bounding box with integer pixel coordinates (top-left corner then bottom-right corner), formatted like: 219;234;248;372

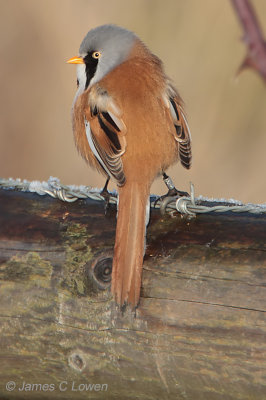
76;24;137;92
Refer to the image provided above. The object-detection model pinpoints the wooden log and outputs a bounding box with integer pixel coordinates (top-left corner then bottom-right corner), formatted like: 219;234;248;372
0;188;265;400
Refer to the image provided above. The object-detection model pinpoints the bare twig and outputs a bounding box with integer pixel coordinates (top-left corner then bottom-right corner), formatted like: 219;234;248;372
231;0;266;81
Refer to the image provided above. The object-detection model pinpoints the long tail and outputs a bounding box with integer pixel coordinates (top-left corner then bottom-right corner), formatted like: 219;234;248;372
111;181;150;309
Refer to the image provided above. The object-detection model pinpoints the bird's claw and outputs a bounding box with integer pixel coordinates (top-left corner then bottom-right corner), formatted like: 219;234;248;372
154;173;189;214
154;189;189;215
100;178;113;216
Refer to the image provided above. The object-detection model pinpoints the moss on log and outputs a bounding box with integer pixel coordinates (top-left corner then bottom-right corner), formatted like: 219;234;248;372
0;189;265;400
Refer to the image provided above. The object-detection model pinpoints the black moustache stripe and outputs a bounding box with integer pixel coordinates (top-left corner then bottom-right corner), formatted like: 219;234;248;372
83;51;99;89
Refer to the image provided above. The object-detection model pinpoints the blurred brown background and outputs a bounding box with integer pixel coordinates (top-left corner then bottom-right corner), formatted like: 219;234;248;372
0;0;265;204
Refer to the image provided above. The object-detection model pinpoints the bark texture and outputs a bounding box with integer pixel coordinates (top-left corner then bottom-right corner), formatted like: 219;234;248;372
0;189;265;400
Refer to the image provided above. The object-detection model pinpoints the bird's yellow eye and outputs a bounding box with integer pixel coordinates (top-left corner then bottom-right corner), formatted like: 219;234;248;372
92;51;101;59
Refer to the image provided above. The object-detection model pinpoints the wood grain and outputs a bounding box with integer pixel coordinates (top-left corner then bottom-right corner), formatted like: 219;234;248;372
0;189;265;399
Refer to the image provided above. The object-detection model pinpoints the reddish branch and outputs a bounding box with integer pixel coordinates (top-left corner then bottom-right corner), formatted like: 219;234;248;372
231;0;266;81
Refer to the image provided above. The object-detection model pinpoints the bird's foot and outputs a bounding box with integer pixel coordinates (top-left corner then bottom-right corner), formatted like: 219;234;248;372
100;178;113;215
154;173;189;214
154;188;189;208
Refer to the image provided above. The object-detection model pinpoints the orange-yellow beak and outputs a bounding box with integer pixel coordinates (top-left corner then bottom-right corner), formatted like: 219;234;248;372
67;56;84;64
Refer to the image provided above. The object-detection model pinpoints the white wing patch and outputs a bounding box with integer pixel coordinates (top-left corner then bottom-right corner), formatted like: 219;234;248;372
84;118;110;177
85;85;127;186
163;86;192;169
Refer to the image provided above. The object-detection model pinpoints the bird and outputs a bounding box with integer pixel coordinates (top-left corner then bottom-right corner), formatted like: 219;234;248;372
67;24;191;309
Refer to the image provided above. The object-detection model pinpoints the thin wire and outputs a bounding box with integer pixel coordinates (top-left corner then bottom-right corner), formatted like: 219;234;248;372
0;177;265;216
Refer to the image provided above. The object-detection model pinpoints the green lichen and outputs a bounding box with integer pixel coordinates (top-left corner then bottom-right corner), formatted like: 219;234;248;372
60;223;93;297
0;252;53;288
